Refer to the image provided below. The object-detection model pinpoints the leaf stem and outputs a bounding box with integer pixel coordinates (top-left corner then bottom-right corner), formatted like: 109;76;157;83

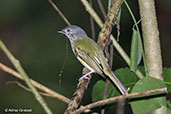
123;0;147;75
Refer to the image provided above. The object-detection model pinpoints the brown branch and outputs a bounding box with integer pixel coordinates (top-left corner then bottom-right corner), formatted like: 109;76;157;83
48;0;71;26
97;0;123;49
64;68;92;114
0;63;71;104
73;88;167;114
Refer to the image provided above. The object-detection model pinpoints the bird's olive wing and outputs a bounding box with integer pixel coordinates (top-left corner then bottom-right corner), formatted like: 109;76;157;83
73;47;104;75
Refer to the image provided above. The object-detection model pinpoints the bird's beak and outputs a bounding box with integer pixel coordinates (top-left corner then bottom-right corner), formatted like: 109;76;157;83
57;30;65;34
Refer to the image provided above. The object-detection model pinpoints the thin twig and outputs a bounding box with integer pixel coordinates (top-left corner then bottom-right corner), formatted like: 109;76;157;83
81;0;103;28
6;81;31;91
101;79;110;114
116;99;125;114
48;0;71;26
97;0;106;19
0;62;70;104
102;41;113;114
89;0;96;40
73;88;167;114
6;81;59;97
115;8;121;41
0;40;53;114
109;43;114;68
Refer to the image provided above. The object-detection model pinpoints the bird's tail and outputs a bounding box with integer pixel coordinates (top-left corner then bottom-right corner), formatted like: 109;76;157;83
105;71;127;95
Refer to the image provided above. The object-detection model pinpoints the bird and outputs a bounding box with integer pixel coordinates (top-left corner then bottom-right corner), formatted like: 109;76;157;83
58;25;127;95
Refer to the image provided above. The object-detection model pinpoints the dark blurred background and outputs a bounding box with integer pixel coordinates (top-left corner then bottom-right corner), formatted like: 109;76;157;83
0;0;170;114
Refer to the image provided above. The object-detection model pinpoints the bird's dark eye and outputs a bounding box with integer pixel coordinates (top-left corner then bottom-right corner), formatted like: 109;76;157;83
66;29;70;33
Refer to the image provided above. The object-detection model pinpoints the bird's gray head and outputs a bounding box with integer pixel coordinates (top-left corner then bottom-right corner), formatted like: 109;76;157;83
58;25;88;42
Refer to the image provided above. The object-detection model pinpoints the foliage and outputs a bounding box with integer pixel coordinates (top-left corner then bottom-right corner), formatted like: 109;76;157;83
92;67;170;113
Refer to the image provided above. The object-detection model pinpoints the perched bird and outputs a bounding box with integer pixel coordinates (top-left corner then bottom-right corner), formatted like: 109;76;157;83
58;25;127;94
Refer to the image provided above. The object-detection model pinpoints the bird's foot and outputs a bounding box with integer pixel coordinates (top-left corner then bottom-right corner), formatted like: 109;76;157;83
124;88;130;95
79;70;94;81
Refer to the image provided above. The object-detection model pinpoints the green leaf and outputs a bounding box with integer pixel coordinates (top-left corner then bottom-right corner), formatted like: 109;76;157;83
137;66;146;76
130;28;142;72
92;67;139;102
114;68;139;88
92;80;120;102
163;67;171;92
130;76;166;114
